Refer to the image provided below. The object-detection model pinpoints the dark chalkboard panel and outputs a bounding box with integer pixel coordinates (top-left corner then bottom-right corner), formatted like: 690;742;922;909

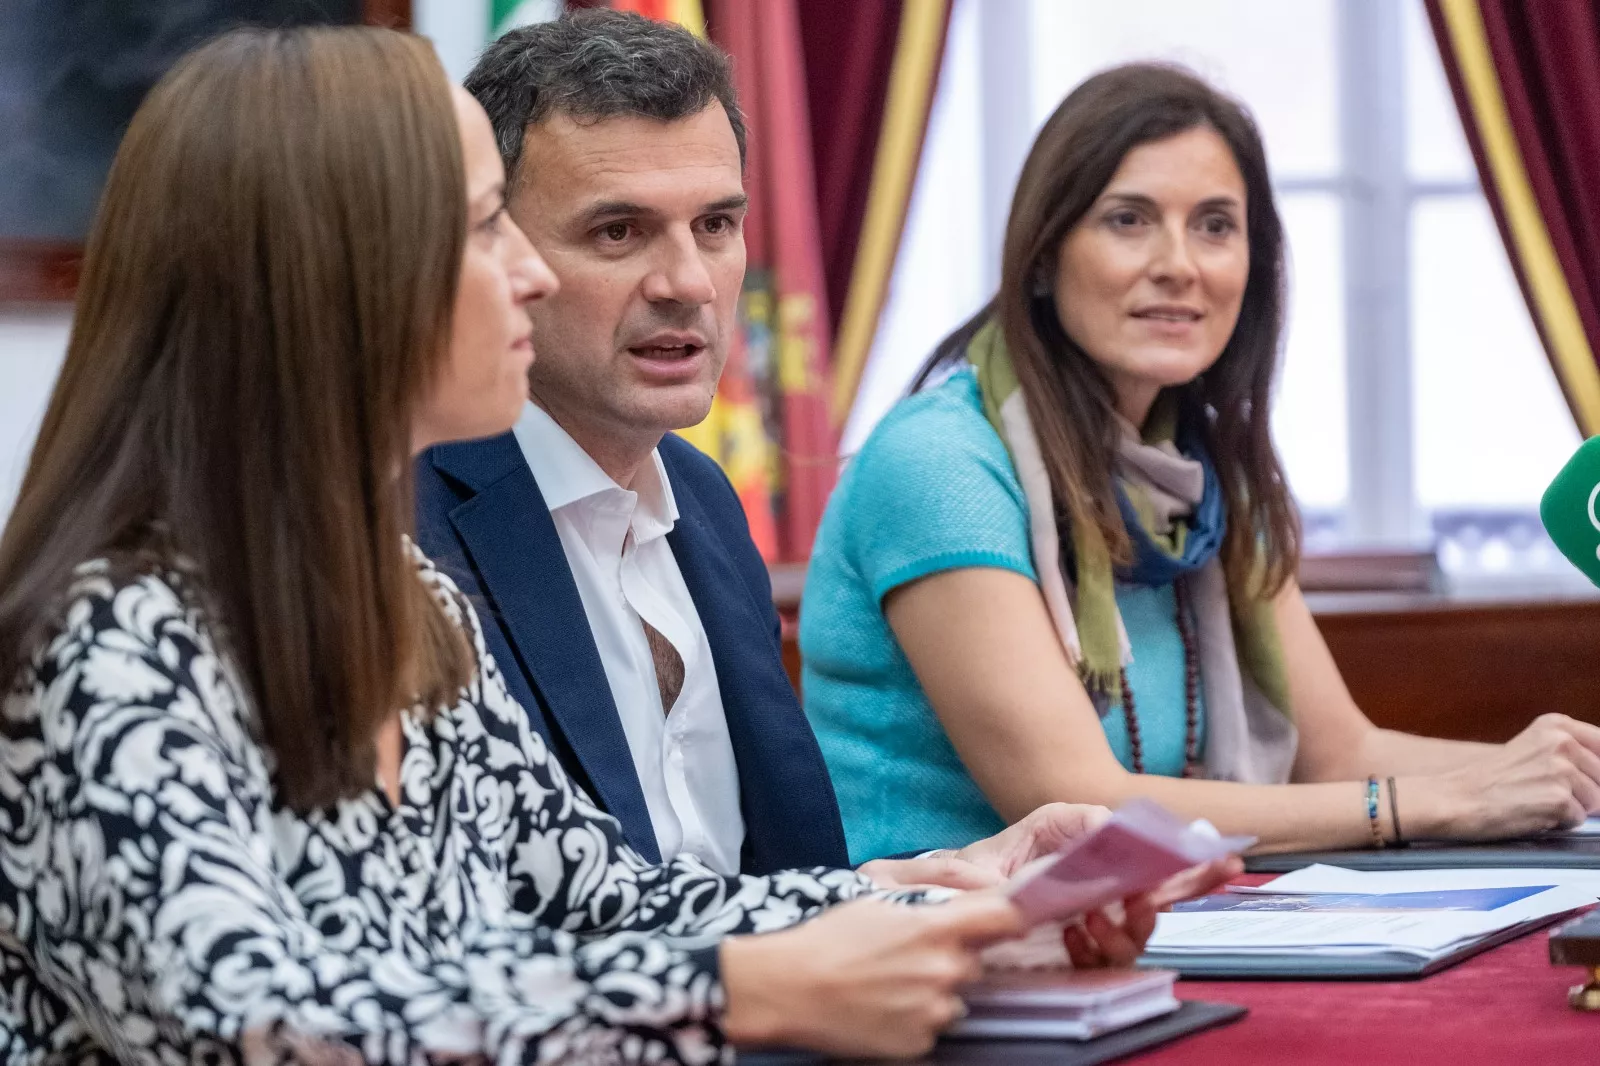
0;0;408;300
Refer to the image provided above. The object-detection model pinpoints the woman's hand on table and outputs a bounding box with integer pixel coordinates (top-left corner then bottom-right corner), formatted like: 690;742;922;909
1422;714;1600;840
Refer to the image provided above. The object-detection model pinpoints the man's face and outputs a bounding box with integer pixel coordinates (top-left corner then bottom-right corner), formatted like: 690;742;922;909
509;103;746;461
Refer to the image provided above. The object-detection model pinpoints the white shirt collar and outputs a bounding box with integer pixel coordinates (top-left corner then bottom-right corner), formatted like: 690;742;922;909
511;401;679;544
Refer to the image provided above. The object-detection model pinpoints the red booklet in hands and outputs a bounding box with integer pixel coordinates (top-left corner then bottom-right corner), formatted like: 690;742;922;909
1005;799;1253;925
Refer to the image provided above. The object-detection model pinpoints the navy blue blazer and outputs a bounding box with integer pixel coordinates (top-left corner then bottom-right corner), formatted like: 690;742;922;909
413;431;848;875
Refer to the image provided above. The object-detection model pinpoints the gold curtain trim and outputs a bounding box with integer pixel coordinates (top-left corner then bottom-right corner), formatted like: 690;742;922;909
829;0;949;424
1438;0;1600;436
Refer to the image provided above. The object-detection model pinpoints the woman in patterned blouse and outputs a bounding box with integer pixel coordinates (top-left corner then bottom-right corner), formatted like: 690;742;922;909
0;26;1228;1066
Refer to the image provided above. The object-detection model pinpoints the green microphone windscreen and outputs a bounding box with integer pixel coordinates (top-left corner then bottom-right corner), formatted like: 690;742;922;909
1541;435;1600;587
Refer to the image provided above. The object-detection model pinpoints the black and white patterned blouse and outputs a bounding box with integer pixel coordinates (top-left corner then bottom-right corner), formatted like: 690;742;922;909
0;550;886;1066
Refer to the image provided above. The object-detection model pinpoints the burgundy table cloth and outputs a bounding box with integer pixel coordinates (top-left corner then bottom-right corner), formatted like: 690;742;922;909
1138;877;1600;1064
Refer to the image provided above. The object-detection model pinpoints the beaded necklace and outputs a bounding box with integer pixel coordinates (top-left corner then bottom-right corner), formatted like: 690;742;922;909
1117;579;1202;778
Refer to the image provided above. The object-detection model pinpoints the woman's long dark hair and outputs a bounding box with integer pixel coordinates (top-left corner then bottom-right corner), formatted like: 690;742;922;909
0;27;473;812
916;62;1300;602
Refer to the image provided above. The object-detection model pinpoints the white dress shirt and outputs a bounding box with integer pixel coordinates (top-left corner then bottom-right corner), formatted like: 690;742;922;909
512;401;746;874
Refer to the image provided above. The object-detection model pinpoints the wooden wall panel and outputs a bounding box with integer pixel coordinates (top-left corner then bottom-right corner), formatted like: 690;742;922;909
1311;595;1600;741
0;241;79;304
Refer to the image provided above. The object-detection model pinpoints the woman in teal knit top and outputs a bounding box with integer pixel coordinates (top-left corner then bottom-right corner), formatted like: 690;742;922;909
802;63;1600;864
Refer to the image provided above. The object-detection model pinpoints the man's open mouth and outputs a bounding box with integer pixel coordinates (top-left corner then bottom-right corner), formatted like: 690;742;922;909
630;344;702;359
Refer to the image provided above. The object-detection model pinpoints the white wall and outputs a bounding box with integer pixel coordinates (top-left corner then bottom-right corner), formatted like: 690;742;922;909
0;308;70;525
415;0;570;84
415;0;492;84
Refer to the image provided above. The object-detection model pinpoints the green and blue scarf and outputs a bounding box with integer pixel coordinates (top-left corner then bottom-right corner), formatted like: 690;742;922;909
967;320;1296;783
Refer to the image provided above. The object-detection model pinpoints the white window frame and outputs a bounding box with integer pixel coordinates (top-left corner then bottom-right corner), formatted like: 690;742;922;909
1334;0;1480;547
963;0;1508;554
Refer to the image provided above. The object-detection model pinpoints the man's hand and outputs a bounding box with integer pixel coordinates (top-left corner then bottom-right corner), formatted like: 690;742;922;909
955;802;1113;878
859;803;1113;891
857;805;1242;970
857;803;1113;891
858;854;1004;891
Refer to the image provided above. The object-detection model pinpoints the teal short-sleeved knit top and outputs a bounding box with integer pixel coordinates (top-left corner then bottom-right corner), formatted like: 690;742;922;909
800;368;1205;863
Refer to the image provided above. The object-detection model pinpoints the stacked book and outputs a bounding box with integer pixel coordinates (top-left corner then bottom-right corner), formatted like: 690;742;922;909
951;968;1181;1041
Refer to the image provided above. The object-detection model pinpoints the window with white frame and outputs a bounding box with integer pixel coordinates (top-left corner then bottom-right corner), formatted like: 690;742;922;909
848;0;1583;585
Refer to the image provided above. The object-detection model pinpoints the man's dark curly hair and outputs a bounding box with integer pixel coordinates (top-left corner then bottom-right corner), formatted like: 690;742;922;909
465;8;746;186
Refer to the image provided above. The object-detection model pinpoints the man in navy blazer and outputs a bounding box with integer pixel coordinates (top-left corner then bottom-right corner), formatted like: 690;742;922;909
415;12;1185;897
414;12;841;876
416;426;836;873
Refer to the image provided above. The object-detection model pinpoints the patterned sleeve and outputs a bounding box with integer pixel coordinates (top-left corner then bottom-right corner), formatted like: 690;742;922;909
418;550;905;947
0;567;727;1066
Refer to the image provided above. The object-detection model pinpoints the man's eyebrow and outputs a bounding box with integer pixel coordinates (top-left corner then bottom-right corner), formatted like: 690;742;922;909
573;200;654;229
573;194;751;229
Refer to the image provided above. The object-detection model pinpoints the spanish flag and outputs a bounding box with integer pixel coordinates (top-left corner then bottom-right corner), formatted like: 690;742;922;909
607;0;705;38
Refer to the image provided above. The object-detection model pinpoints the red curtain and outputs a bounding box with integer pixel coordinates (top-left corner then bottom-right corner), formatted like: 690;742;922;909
795;1;907;339
1424;0;1600;436
709;0;837;560
796;1;951;423
707;0;950;554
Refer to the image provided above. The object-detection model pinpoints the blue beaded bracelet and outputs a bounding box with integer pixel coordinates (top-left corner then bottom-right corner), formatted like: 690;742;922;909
1365;775;1384;848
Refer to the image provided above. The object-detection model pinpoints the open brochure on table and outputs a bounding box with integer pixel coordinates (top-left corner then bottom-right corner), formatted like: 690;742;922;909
1142;864;1594;978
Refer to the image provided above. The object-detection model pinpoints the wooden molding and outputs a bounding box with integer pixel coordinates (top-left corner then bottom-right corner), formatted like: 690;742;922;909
0;241;80;305
1298;548;1441;593
362;0;413;28
1310;593;1600;740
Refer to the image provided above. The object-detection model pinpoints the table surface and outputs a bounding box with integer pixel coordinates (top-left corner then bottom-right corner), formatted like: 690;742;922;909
1133;878;1600;1065
742;879;1599;1065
